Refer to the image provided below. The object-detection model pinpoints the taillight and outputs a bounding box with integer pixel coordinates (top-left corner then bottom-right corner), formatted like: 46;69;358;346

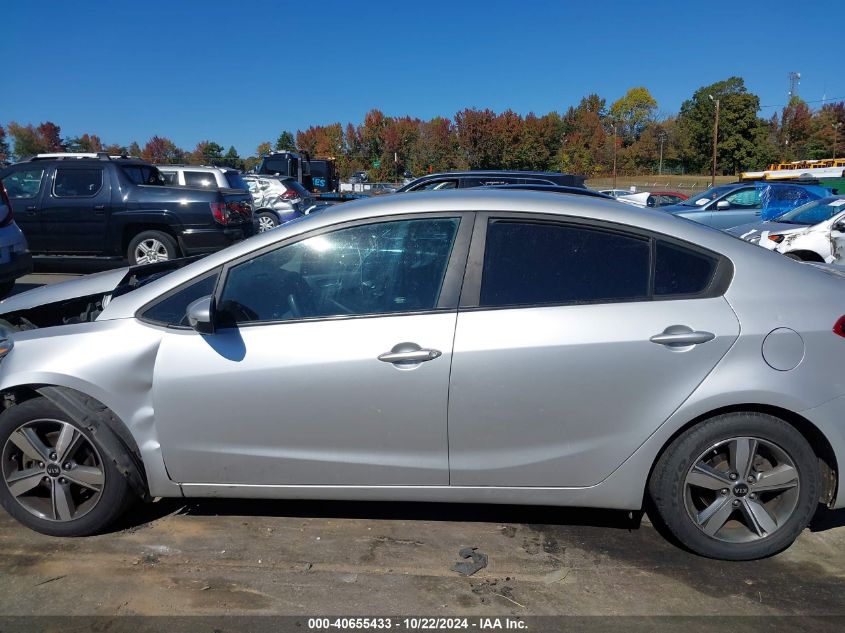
0;183;13;228
834;316;845;338
768;234;785;243
281;189;300;200
210;202;229;225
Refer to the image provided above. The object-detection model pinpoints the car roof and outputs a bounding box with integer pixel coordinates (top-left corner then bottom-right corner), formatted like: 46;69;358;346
477;184;612;199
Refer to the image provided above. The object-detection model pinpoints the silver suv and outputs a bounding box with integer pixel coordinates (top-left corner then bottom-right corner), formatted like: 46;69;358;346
157;165;248;191
242;175;317;232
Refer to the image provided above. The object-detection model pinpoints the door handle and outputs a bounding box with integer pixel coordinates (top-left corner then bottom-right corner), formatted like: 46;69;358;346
650;326;715;347
93;204;105;212
25;205;37;214
378;342;442;364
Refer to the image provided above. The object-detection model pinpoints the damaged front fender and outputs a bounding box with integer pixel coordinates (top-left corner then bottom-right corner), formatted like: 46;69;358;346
34;385;150;500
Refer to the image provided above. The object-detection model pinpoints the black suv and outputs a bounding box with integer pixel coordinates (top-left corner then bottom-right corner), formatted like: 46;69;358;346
0;153;255;265
396;170;586;192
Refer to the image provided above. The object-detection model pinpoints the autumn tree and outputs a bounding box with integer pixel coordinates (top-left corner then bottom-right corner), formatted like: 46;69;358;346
555;95;608;175
65;133;103;153
142;136;183;164
610;87;657;143
0;126;9;163
7;122;63;158
455;108;501;169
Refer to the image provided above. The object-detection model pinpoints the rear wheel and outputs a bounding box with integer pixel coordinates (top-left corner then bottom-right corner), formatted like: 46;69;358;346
0;397;134;536
128;230;178;265
649;412;819;560
257;211;279;232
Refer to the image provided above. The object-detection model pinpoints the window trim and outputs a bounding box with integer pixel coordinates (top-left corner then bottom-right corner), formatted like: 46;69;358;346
459;211;733;311
51;167;105;199
136;267;223;329
210;211;476;329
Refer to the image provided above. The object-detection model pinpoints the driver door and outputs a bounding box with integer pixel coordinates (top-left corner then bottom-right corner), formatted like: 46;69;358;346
152;214;471;486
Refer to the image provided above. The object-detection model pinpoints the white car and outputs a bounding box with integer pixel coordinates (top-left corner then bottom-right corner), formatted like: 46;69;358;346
727;197;845;263
616;192;688;208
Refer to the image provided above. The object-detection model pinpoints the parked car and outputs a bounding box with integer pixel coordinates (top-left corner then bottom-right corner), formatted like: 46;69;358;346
349;171;369;184
660;182;831;229
398;170;585;192
598;188;636;198
242;175;317;232
474;183;614;200
0;153;255;265
157;165;249;191
726;196;845;263
0;181;32;297
0;189;842;562
617;191;689;208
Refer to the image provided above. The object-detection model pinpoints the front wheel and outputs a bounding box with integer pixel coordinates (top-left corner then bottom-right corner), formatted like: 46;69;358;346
648;412;819;560
0;397;135;536
128;230;178;265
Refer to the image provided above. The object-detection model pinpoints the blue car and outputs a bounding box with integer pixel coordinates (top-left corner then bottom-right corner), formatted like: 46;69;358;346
661;182;832;229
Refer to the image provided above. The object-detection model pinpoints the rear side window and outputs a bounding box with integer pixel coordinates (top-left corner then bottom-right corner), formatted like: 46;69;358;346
480;221;650;307
122;165;165;185
2;169;44;199
53;169;103;197
184;171;217;188
654;241;717;296
141;270;220;327
224;172;248;190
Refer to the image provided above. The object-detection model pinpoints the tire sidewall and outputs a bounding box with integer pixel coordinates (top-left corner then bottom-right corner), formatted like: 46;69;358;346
650;413;819;560
257;211;279;232
0;397;131;536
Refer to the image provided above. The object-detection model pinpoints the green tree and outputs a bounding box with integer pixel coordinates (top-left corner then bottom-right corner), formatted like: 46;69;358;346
222;146;243;170
274;131;296;152
610;87;657;143
7;122;50;158
676;77;769;174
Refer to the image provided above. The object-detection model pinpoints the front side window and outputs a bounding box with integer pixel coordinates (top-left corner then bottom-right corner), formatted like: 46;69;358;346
184;171;217;188
480;221;650;307
53;168;103;197
722;188;761;209
218;218;460;324
141;270;220;327
1;168;44;199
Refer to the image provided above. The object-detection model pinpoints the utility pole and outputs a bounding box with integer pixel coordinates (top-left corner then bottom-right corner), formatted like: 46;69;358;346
658;131;667;176
834;122;842;160
709;95;720;187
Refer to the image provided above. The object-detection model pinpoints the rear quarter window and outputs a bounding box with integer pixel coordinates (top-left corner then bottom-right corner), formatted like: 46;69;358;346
654;241;718;296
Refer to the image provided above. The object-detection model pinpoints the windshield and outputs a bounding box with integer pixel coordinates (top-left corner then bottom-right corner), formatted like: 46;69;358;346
682;186;736;207
775;197;845;225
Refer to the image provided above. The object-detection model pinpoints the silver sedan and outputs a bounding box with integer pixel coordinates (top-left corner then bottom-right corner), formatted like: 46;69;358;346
0;190;843;561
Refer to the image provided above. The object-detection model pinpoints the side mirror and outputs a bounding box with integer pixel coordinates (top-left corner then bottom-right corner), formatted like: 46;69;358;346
186;295;215;335
715;200;730;210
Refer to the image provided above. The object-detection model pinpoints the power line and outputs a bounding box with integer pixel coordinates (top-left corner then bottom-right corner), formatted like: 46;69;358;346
759;95;845;109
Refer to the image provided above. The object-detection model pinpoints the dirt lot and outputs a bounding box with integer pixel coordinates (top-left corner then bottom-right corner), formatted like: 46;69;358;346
1;497;845;619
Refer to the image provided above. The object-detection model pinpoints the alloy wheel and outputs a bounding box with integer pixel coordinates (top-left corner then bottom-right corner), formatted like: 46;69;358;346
683;436;800;543
2;419;105;522
134;238;170;264
258;215;277;232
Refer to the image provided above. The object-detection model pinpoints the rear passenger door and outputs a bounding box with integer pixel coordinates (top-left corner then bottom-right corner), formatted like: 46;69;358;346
447;214;740;488
1;166;48;251
39;166;111;254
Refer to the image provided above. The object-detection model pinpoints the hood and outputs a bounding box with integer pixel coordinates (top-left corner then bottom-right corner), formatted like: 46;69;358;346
0;267;128;314
725;221;805;243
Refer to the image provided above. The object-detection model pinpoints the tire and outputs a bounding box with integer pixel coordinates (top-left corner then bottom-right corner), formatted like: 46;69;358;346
127;230;178;265
257;211;279;233
0;280;15;299
648;412;819;560
0;397;134;536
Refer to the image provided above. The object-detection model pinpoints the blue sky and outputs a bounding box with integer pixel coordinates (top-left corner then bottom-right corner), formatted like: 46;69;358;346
3;0;842;156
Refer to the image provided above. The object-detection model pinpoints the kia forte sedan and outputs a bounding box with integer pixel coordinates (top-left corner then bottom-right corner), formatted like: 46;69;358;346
0;190;843;561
